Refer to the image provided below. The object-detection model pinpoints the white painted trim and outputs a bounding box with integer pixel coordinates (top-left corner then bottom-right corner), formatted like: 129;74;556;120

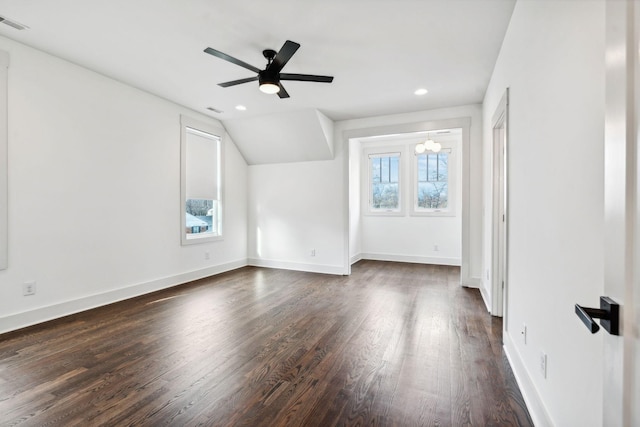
350;253;363;265
479;284;491;312
247;258;345;275
503;332;554;427
462;276;482;289
0;259;248;335
0;50;7;270
360;252;461;266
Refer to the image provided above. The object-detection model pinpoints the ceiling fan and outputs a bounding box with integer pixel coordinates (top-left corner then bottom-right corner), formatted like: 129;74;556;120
203;40;334;99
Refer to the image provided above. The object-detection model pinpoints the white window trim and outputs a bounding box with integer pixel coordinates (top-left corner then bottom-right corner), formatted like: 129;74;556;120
180;115;225;245
411;145;457;217
363;148;405;216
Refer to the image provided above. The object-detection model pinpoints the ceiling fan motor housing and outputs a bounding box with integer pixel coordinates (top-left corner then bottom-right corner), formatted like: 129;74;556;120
259;70;279;86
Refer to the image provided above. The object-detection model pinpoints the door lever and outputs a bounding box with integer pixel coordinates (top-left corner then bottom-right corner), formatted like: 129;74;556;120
575;296;620;335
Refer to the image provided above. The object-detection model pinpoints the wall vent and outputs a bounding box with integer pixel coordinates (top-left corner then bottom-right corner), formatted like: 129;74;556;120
207;107;223;114
0;15;28;30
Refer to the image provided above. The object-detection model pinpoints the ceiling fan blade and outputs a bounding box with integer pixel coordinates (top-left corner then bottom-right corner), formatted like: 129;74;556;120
268;40;300;74
277;83;290;99
280;73;334;83
204;47;261;73
218;76;258;88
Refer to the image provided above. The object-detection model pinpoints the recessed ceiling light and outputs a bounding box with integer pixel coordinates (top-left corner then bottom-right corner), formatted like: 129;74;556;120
414;88;428;96
235;105;247;111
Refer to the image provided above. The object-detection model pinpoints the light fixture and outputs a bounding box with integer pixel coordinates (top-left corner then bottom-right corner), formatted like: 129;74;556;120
414;88;428;96
235;105;247;111
259;82;280;94
259;72;280;94
415;134;441;154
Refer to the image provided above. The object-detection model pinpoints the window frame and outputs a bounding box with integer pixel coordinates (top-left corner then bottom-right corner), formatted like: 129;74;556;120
180;115;225;245
363;148;405;216
411;145;456;217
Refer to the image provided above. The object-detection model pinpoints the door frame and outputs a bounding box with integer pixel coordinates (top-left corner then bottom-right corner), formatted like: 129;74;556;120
491;89;509;320
603;1;639;425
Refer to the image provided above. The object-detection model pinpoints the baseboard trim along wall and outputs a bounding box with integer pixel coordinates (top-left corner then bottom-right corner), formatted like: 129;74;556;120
503;332;554;427
479;283;491;312
0;259;248;335
248;258;345;275
360;252;462;266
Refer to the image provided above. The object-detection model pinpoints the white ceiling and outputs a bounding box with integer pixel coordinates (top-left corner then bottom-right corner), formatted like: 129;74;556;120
0;1;515;164
0;0;515;123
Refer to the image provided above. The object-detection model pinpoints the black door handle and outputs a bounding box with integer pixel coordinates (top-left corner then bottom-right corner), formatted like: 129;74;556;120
575;296;619;335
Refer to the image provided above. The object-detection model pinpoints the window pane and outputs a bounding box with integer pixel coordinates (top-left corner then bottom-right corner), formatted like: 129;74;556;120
369;154;400;211
372;183;399;209
372;158;381;182
417;182;448;209
417;155;427;182
438;154;448;180
427;154;438;181
380;157;390;183
390;156;399;183
416;152;449;210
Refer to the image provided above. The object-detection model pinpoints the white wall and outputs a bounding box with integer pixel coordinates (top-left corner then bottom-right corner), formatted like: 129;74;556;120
247;155;346;275
247;105;483;280
356;134;462;266
482;1;605;425
0;36;248;333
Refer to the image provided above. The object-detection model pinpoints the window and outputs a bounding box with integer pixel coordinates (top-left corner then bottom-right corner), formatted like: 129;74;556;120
180;116;224;245
417;152;448;208
413;148;455;215
367;152;402;214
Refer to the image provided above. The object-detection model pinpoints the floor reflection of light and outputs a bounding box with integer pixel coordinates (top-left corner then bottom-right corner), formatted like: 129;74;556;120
172;295;239;368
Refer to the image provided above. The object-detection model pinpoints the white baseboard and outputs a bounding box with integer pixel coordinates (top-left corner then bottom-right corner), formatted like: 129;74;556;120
0;259;248;335
360;252;461;266
350;253;362;265
479;282;491;312
461;276;482;289
503;332;554;427
247;258;345;275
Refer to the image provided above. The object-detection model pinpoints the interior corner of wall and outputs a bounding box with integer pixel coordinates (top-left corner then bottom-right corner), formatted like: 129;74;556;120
315;109;335;157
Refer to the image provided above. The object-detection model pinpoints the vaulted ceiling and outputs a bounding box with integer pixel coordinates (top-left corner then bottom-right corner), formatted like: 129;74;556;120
0;0;516;163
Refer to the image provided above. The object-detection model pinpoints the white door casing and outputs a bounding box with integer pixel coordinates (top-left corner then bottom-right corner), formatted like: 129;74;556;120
604;1;639;425
491;89;508;320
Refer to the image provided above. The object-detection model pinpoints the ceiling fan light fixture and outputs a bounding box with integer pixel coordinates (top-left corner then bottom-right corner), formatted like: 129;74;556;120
259;82;280;94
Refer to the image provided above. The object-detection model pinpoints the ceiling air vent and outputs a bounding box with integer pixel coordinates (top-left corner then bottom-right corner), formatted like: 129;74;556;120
0;15;28;30
207;107;223;114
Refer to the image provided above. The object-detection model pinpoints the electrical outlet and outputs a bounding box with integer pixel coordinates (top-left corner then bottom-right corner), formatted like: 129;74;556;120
310;249;316;257
522;323;527;344
540;352;547;378
23;281;36;296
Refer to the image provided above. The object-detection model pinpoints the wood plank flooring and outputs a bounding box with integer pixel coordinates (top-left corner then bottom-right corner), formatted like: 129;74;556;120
0;261;533;426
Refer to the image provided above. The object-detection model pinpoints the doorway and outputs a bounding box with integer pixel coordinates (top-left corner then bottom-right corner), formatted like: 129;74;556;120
491;90;509;321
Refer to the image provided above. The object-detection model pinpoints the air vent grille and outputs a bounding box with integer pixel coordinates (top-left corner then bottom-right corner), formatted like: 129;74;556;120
0;15;28;30
207;107;223;114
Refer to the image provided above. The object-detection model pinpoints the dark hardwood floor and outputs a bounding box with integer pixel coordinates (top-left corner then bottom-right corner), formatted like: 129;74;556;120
0;261;532;426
